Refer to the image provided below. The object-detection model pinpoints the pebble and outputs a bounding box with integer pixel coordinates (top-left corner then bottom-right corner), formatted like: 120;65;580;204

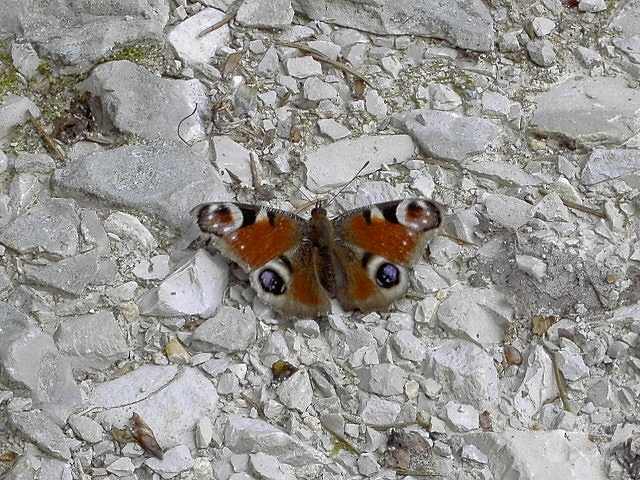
106;457;135;476
303;77;338;101
277;370;313;411
527;39;557;66
445;401;480;432
167;8;230;66
192;306;257;352
317;119;351;140
578;0;606;12
286;56;323;78
146;445;194;479
236;0;294;28
358;364;407;396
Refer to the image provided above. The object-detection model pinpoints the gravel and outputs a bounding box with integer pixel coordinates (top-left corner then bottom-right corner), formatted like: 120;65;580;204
0;1;637;478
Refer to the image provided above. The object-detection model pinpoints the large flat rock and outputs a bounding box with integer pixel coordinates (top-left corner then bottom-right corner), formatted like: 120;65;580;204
462;431;606;479
91;365;218;449
0;303;83;424
81;61;208;143
304;135;416;192
292;0;495;52
52;141;228;228
530;77;640;148
0;0;169;68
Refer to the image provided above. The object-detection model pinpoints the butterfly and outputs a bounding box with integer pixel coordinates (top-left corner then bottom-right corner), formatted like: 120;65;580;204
192;199;441;317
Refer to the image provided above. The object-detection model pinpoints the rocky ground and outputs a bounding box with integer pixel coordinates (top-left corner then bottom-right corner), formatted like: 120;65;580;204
0;0;639;479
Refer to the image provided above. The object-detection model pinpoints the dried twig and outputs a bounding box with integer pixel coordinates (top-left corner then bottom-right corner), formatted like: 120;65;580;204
275;41;374;88
197;0;243;37
560;198;606;219
548;348;572;412
28;113;65;161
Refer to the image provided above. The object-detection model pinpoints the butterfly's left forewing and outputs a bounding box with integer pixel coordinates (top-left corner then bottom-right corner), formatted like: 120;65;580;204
193;202;331;317
332;199;441;312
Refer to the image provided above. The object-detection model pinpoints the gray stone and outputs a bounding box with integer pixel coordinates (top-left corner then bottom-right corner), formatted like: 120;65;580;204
9;410;71;460
79;209;110;256
499;30;522;52
463;431;606;480
428;84;462;111
481;92;512;118
286;56;323;78
11;42;40;80
233;85;258;116
303;77;338;101
530;77;640;148
317;119;351;140
168;8;230;67
357;453;380;476
138;250;229;318
358;364;407;396
484;194;532;229
257;47;281;78
54;311;128;370
0;95;41;147
213;136;253;185
380;56;402;78
528;17;555;37
22;252;99;295
365;89;388;119
146;445;194;479
359;395;401;426
68;415;104;444
424;340;499;410
305;135;416;191
134;255;171;281
81;61;208;143
237;0;294;28
527;39;556;66
513;346;557;422
0;0;169;67
0;199;79;257
587;377;617;407
581;149;640;185
579;0;606;12
390;331;426;362
53;141;228;228
250;452;293;480
14;152;55;174
0;303;82;423
217;372;239;395
575;46;602;67
224;415;324;465
292;0;495;52
515;255;547;282
307;40;341;61
393;109;499;166
444;401;479;432
465;160;542;186
107;457;135;476
437;286;512;346
555;350;589;381
276;370;313;411
104;212;158;252
92;365;218;449
192;306;256;352
531;192;571;222
196;417;214;448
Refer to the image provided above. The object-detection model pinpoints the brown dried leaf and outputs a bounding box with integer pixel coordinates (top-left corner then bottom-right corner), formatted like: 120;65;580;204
272;360;298;382
222;52;243;79
479;410;493;432
504;345;523;366
164;338;190;364
289;125;302;143
131;412;163;459
352;77;366;99
0;451;17;463
531;315;558;336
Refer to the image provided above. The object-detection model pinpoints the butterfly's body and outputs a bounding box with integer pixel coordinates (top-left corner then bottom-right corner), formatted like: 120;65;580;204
193;199;441;317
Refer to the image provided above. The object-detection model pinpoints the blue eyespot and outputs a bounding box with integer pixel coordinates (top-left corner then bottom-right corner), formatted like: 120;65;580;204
258;269;286;295
376;263;400;288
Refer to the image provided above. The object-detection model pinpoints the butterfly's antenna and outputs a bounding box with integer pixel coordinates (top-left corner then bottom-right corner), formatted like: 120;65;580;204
324;161;370;208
